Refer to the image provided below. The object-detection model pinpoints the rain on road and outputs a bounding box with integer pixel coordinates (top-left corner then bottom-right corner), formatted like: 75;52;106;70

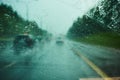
0;39;120;80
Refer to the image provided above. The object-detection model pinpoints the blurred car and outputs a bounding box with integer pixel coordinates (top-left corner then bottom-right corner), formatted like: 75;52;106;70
13;34;35;55
56;37;64;45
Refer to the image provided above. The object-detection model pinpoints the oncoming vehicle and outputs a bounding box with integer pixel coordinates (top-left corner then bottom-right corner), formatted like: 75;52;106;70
13;34;35;55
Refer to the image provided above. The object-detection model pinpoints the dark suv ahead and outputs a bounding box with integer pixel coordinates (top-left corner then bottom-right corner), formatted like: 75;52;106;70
13;35;35;54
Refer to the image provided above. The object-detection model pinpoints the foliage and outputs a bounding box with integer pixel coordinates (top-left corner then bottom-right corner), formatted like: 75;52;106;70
67;15;111;38
87;0;120;33
0;3;46;38
67;0;120;38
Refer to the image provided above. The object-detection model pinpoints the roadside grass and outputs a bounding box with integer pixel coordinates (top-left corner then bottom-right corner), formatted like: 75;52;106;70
0;37;13;41
74;32;120;49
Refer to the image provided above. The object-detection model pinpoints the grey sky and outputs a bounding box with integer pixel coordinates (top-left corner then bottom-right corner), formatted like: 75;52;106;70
0;0;99;34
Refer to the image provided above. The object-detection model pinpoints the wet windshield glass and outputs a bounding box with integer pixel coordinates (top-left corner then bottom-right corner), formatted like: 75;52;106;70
0;0;120;80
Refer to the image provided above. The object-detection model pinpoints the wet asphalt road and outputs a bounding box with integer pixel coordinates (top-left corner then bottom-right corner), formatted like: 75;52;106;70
0;39;120;80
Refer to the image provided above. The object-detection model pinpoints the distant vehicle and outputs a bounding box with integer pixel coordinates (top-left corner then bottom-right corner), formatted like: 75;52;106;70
13;34;35;55
56;37;64;45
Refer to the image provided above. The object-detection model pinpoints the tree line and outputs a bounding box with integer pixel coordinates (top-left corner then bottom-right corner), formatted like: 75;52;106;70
0;3;47;38
67;0;120;38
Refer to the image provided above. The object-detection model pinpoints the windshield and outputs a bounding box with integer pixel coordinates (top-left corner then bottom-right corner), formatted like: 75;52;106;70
0;0;120;80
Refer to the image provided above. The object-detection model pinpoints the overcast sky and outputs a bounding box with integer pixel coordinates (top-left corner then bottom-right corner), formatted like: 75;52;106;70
0;0;100;35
